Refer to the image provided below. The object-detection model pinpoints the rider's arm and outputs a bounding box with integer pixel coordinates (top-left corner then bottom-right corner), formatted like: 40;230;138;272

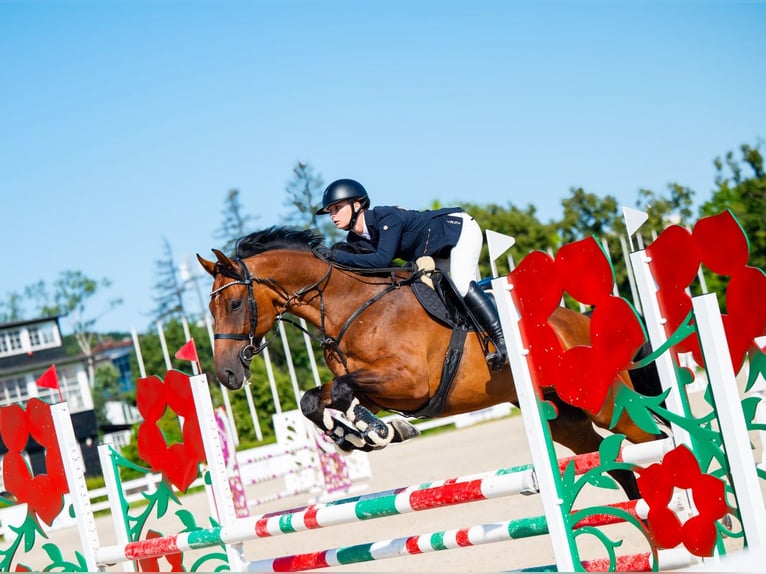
332;214;404;268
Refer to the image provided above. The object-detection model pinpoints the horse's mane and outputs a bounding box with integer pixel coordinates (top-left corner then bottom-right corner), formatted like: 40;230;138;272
235;226;324;258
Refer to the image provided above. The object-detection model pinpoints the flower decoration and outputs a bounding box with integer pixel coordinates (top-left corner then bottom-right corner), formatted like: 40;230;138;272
0;398;68;526
136;370;206;492
508;237;647;414
637;444;729;557
646;210;766;372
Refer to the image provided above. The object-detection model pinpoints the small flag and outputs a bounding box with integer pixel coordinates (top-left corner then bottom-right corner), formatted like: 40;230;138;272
175;339;199;364
36;365;59;389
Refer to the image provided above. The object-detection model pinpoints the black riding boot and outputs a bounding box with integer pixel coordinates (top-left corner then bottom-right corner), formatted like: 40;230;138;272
463;281;508;371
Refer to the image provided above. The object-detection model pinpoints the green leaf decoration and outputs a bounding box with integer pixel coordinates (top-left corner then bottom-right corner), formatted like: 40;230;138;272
746;348;766;393
598;434;626;465
675;363;696;387
611;384;666;434
742;396;766;431
584;472;620;491
540;399;558;421
14;513;46;553
176;508;202;532
152;479;181;519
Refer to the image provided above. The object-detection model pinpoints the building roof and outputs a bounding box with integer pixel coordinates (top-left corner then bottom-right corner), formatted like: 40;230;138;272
0;346;84;377
0;315;63;330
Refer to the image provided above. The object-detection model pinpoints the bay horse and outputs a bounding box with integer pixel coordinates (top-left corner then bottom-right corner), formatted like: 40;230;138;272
198;226;664;499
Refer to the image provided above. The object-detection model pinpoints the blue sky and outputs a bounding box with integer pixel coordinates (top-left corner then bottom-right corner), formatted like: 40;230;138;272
1;0;764;334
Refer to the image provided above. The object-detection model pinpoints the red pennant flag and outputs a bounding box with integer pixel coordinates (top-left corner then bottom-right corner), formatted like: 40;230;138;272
36;365;59;389
175;339;199;364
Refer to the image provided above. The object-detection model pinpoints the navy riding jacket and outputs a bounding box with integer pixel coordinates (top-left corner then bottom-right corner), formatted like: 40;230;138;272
331;206;464;268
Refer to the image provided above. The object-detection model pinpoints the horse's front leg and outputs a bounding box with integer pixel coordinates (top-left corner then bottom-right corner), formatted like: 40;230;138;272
299;385;372;452
330;375;420;449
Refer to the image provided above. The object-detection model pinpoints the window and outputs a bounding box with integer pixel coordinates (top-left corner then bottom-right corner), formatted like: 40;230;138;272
27;323;58;349
7;330;22;351
29;326;41;346
0;377;28;407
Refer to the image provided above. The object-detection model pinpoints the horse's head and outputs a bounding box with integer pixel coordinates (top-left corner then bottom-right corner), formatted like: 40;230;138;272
197;249;278;390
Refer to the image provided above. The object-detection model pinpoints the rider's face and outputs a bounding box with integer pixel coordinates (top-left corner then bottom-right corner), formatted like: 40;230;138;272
328;200;354;229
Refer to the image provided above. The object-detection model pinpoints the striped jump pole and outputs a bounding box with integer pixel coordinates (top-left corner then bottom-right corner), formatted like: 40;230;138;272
243;499;690;572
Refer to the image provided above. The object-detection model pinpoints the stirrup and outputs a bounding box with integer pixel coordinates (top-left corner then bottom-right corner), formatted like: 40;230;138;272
485;349;507;372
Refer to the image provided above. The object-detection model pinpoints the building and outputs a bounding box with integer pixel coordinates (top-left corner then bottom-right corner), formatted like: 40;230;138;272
0;316;100;476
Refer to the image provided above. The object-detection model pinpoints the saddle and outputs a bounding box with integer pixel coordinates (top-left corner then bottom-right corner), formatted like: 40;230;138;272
408;257;475;331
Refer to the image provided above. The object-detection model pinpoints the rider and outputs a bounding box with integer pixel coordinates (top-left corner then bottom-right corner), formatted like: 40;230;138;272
314;178;507;372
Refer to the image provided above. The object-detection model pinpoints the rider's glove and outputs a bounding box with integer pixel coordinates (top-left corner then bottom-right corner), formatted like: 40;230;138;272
314;246;336;261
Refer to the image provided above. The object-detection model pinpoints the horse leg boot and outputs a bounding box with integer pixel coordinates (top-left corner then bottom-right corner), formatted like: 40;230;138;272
463;280;508;371
330;377;420;449
299;386;372;452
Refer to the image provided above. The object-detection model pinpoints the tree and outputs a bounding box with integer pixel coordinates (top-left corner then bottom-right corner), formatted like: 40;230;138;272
282;161;341;243
0;291;25;323
459;201;555;278
635;183;695;233
557;187;623;245
214;188;257;255
701;140;766;272
150;236;188;324
17;271;122;385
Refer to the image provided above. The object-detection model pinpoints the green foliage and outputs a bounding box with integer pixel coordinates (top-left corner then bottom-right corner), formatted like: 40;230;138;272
458;202;558;278
282;161;342;244
701;140;766;272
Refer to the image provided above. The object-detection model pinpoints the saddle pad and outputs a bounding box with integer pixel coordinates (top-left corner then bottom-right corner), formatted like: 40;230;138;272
410;280;456;327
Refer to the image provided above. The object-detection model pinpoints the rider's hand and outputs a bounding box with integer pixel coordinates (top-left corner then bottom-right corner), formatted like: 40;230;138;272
314;246;336;261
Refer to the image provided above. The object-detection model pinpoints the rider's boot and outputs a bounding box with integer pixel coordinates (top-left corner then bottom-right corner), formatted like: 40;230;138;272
463;280;508;371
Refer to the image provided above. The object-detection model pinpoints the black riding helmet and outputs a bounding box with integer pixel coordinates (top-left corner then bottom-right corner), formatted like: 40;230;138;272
315;179;370;215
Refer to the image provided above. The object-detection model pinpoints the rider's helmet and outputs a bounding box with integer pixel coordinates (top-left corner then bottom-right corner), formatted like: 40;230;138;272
315;179;370;215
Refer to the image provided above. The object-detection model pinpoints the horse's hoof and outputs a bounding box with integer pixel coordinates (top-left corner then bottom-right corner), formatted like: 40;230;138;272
389;418;421;443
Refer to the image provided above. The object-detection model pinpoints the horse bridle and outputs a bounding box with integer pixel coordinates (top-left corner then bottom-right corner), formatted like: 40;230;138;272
210;257;333;369
210;259;267;367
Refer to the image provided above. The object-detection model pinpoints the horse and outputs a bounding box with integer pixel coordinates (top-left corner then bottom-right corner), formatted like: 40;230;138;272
198;226;664;500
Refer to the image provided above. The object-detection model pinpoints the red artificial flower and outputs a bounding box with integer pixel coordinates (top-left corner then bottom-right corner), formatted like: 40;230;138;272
136;370;206;492
637;445;729;557
647;210;766;372
510;237;648;414
0;399;69;526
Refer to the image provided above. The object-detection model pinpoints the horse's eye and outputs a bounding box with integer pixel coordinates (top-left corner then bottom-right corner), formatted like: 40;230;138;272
230;300;242;312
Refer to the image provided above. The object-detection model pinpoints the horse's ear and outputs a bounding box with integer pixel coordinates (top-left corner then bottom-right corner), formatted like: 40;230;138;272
212;249;239;273
197;254;217;276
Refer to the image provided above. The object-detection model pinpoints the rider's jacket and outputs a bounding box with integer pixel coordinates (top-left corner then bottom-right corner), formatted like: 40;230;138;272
331;206;464;268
